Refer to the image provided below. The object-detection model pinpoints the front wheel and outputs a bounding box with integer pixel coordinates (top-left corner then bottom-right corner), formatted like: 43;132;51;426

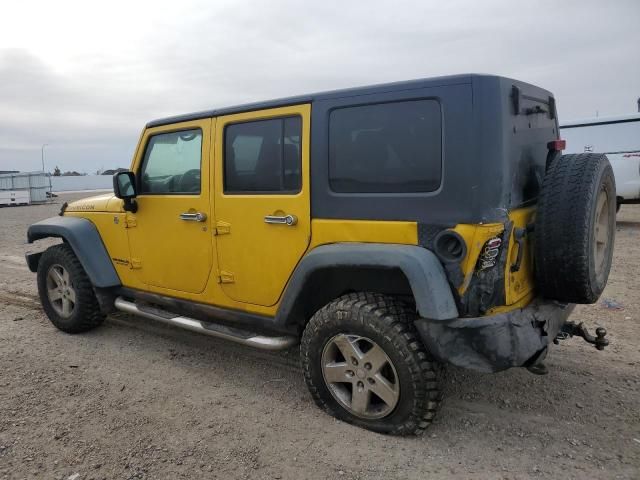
37;243;105;333
300;293;440;435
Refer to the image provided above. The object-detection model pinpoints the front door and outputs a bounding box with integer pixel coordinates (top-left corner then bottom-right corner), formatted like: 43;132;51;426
214;105;311;306
127;119;214;294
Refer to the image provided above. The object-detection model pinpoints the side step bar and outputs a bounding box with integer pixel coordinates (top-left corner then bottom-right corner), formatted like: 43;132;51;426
114;297;297;351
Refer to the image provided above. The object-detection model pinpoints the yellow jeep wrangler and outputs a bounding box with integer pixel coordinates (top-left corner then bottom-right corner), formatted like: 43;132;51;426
26;74;615;435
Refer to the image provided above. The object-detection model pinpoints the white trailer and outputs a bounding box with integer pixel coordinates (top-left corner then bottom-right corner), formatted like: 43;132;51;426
560;113;640;210
0;190;30;206
0;172;51;205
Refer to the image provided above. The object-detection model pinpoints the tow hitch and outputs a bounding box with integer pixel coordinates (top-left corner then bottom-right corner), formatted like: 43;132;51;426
554;321;609;350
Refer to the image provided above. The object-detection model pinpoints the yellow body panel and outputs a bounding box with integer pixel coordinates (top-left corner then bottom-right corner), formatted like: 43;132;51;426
66;207;537;318
64;192;120;213
309;219;418;249
213;105;311;307
65;210;137;286
504;206;536;305
487;291;536;315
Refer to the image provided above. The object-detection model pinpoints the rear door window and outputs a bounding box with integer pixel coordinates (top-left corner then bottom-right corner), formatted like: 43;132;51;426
224;116;302;193
329;100;442;193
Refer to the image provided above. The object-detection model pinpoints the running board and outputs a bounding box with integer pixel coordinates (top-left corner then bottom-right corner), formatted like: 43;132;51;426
114;297;297;351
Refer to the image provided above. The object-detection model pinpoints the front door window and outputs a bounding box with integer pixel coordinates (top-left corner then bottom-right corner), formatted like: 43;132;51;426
139;129;203;194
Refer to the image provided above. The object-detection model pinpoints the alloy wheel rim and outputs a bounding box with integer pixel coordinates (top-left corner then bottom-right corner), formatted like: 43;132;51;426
594;188;610;272
46;264;76;318
321;334;399;419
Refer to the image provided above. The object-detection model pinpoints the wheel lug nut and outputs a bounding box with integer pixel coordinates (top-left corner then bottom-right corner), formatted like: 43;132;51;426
367;377;375;385
346;370;354;377
351;357;358;366
364;362;372;370
357;381;364;390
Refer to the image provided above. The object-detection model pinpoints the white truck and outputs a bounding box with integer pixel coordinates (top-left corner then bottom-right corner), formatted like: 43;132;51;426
561;113;640;211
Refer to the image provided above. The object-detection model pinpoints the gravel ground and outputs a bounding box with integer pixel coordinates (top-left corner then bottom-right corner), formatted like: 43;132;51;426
0;193;638;480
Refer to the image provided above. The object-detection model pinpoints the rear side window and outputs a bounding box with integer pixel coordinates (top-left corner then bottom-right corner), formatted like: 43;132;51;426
329;100;442;193
140;129;202;194
224;116;302;193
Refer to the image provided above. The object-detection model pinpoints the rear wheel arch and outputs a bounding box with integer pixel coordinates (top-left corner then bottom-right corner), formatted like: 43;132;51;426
276;243;459;331
282;265;414;329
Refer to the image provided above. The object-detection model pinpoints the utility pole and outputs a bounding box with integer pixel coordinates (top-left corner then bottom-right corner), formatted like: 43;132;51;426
41;144;48;173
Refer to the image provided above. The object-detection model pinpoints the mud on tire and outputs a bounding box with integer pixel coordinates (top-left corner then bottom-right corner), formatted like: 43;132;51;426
37;243;105;333
535;153;616;304
300;292;440;435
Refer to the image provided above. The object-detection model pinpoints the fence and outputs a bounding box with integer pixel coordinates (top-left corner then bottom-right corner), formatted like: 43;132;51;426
0;172;115;206
50;175;114;192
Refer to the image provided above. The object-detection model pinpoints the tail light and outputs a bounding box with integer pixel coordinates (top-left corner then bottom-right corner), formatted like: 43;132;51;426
547;139;566;151
477;237;502;271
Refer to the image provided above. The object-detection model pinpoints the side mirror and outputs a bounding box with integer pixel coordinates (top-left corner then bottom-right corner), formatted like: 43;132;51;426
113;171;138;213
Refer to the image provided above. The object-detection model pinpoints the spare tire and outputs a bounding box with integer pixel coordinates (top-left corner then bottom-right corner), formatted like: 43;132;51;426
534;153;616;304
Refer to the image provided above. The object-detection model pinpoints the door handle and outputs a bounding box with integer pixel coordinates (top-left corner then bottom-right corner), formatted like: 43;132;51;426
180;212;207;222
264;214;297;226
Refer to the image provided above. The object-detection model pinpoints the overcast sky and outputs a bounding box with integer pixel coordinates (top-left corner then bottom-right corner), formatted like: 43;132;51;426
1;0;638;173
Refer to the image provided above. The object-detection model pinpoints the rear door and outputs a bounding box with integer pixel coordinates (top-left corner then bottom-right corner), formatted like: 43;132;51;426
213;105;311;306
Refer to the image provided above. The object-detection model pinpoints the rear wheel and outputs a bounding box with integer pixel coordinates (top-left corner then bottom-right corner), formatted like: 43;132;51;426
321;333;400;419
300;293;440;435
37;244;105;333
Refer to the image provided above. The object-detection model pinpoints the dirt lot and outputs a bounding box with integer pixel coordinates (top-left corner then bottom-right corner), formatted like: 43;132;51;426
0;193;638;480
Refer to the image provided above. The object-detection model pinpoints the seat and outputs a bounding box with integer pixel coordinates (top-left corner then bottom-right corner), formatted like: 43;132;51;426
254;142;282;191
282;144;300;190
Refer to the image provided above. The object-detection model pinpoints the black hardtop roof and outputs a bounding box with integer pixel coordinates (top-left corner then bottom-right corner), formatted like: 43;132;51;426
146;73;525;128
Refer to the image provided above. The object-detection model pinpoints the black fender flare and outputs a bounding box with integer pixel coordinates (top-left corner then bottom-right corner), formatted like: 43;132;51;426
275;243;459;326
26;216;121;288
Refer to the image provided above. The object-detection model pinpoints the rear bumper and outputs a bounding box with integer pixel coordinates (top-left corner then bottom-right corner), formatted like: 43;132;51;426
414;299;574;373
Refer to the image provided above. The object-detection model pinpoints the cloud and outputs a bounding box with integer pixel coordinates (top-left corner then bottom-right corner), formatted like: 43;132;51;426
1;0;638;172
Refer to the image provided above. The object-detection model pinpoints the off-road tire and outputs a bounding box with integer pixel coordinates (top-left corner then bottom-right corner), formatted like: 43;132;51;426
37;243;105;333
535;153;616;303
300;292;440;435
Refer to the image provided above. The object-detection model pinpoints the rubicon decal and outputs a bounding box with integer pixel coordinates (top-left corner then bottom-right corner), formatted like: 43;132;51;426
66;204;96;211
477;237;502;271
